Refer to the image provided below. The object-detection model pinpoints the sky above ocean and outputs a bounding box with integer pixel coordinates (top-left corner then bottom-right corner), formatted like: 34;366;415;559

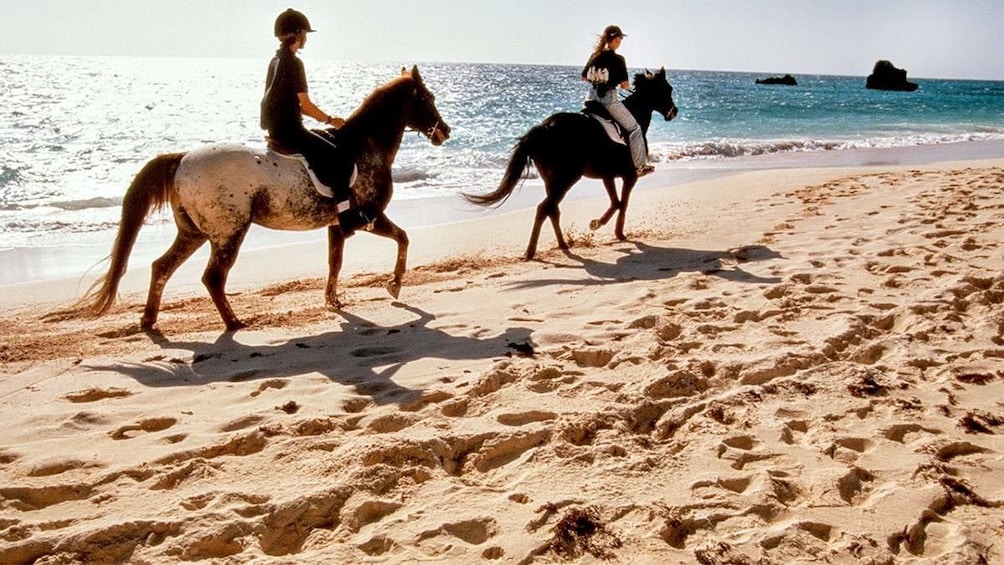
1;1;1003;80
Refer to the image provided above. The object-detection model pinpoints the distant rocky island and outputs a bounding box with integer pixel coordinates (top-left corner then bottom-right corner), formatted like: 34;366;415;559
866;60;918;91
756;74;797;86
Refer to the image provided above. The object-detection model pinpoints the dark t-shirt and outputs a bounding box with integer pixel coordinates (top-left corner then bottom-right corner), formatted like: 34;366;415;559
260;48;307;132
581;49;629;96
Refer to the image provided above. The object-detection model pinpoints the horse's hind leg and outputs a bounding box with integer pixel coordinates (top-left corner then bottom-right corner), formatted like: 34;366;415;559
525;198;551;261
527;180;574;260
589;177;621;231
203;228;250;331
142;212;207;330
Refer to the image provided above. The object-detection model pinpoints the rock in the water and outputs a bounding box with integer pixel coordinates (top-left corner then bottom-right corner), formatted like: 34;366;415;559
756;74;797;86
865;60;918;91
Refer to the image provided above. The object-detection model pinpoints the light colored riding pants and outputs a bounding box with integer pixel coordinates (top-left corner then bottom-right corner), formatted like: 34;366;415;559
603;99;647;169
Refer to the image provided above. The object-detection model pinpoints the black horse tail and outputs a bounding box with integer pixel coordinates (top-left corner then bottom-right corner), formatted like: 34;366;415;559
462;125;541;208
74;153;184;317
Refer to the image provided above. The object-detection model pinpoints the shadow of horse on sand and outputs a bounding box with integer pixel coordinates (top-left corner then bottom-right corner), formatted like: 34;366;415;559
505;242;783;291
84;304;535;406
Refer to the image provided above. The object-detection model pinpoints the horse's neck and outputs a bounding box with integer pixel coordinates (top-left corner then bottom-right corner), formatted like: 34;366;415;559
624;95;653;134
341;119;404;160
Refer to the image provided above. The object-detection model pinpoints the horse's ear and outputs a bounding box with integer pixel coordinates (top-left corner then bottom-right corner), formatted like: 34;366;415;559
411;65;423;83
401;66;410;77
658;67;666;77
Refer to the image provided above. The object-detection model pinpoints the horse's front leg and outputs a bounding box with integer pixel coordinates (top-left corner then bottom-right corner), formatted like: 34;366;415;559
614;178;638;241
368;214;409;300
325;226;346;309
589;177;621;231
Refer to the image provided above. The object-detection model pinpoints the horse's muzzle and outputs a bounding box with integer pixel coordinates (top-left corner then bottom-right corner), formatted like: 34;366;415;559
665;105;679;121
426;122;450;146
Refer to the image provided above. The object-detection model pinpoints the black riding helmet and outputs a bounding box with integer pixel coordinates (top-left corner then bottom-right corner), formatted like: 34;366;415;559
274;9;315;37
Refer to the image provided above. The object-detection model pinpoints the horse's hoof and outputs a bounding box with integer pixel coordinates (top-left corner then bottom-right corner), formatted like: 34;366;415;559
387;280;401;299
589;219;602;231
141;323;163;338
225;320;248;332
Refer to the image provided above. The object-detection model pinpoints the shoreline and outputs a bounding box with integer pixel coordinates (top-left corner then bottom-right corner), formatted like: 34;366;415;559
2;139;1004;303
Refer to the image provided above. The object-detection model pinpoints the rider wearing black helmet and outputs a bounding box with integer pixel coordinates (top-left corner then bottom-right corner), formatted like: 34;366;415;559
261;9;369;235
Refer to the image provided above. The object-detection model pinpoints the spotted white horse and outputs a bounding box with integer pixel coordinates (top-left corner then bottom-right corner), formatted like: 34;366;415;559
75;66;449;331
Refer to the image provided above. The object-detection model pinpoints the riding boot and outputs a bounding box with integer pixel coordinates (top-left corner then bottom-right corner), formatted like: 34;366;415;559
337;202;374;237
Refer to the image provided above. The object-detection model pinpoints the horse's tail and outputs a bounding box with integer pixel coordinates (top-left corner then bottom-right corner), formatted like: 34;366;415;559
462;125;541;208
74;153;184;317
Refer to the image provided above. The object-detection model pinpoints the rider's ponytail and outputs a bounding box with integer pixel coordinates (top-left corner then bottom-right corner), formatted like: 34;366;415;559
591;35;609;57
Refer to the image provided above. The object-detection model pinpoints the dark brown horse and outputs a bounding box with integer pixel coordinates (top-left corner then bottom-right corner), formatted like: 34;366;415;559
75;66;450;331
463;68;677;260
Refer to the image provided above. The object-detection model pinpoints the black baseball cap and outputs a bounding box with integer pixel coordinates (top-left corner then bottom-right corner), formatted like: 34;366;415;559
604;25;626;39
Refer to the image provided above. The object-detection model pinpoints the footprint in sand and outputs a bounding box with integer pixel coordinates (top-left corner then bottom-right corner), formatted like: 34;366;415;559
27;457;103;477
569;347;615;368
930;440;991;462
249;378;287;397
417;517;499;546
110;417;178;440
691;475;754;499
218;415;267;432
836;466;875;505
472;429;550;472
358;535;396;557
62;387;133;403
716;435;777;470
882;423;942;444
344;498;404;532
760;521;836;553
496;410;558;426
779;419;809;445
366;413;419;433
824;437;873;465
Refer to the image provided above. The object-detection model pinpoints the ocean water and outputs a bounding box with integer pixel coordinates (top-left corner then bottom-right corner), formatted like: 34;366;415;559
2;54;1003;284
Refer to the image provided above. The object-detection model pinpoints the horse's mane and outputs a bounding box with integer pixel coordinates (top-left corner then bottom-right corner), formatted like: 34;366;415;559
347;75;415;124
632;68;665;87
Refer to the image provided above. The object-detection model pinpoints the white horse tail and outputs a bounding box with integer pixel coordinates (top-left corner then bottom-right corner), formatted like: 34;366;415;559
76;153;185;317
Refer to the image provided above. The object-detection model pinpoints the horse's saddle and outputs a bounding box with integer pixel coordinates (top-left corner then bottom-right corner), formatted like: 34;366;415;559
582;101;627;146
265;134;358;201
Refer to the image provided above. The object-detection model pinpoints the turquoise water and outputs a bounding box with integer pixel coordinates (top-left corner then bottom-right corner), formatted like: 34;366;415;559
1;55;1003;282
414;63;1004;163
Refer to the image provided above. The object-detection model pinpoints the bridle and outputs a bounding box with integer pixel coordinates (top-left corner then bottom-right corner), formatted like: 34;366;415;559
411;120;442;140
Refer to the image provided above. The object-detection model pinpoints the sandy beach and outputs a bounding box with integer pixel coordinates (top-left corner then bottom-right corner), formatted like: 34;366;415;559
2;150;1003;563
